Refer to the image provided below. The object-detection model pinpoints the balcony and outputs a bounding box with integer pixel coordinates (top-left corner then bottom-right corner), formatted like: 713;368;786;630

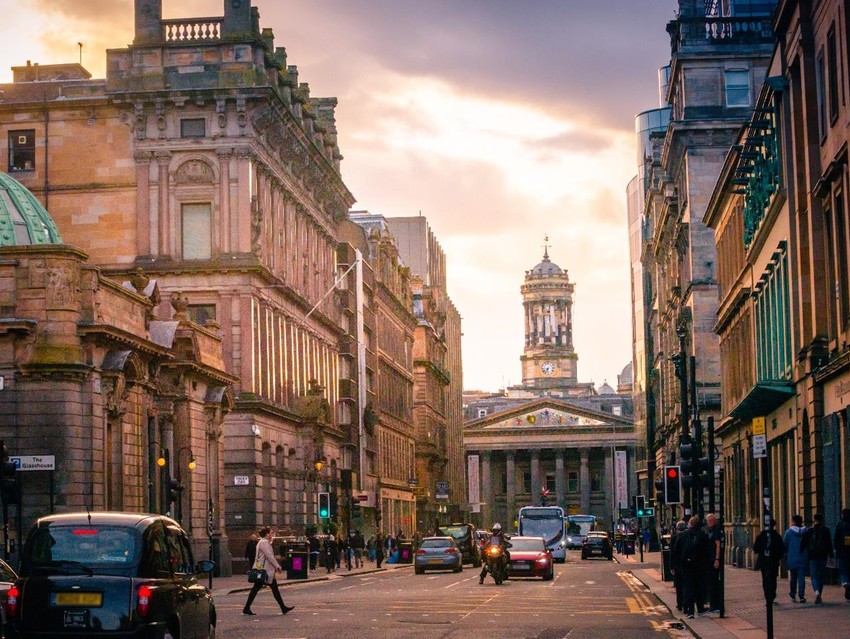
669;15;775;53
162;18;223;44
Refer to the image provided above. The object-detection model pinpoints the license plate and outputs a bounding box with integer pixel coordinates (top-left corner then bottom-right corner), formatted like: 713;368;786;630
591;549;602;554
63;610;88;628
54;592;103;606
427;558;443;564
512;563;531;569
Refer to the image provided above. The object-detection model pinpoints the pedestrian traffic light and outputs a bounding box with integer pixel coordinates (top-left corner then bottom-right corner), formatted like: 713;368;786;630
679;436;695;489
318;492;330;518
664;465;682;504
635;494;646;517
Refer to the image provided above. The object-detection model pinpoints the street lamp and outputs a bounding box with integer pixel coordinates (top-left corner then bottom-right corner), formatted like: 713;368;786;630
174;447;195;523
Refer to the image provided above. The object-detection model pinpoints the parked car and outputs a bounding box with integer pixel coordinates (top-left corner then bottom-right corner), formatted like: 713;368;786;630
504;536;554;580
414;537;463;574
0;557;19;628
3;511;216;638
581;531;614;560
436;523;482;566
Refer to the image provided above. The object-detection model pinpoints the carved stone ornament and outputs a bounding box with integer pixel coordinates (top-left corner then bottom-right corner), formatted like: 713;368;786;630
175;159;215;184
45;263;77;310
293;379;329;424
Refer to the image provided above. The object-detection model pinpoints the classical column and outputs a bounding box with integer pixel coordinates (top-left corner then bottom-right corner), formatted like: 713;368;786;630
555;450;566;508
481;451;492;526
134;151;152;256
505;451;516;520
530;450;540;507
155;152;171;256
580;449;590;514
605;451;615;525
217;148;232;253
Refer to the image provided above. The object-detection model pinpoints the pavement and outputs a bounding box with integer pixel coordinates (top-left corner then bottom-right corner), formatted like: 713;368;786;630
618;549;850;639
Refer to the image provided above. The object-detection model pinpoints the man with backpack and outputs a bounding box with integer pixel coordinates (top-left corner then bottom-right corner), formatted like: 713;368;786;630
801;513;834;604
753;519;785;606
671;516;711;618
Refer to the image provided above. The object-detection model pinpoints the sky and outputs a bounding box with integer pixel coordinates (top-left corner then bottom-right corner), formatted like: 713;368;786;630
0;0;679;393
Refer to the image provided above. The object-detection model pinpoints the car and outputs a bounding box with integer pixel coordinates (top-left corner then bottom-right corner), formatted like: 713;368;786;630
414;537;463;574
3;511;216;638
436;523;482;567
0;557;19;627
581;531;614;560
504;536;554;580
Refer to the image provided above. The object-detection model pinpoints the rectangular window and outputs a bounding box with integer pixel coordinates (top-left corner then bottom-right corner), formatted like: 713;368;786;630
187;304;216;326
817;49;827;139
828;26;839;124
545;474;556;493
522;472;531;494
567;471;578;493
181;203;212;259
725;69;751;107
180;118;206;138
8;130;35;172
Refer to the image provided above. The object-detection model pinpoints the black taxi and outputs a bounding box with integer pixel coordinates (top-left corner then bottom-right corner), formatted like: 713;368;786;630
4;511;215;638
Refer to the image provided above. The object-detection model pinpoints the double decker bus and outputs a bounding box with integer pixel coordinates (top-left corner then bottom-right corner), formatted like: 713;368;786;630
565;514;597;549
517;506;566;562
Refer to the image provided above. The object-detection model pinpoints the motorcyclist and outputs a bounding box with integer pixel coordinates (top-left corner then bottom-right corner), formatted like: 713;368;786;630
479;523;511;584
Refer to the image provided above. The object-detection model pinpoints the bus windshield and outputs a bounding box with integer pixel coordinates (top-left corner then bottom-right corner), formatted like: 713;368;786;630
518;507;564;546
566;515;596;537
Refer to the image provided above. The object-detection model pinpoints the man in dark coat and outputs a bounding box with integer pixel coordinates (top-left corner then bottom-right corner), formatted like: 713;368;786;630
670;516;711;619
801;513;834;604
753;519;785;605
834;508;850;600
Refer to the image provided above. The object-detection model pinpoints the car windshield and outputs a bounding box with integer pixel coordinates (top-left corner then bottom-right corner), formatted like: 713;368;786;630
420;538;452;548
24;526;140;576
437;526;469;542
509;538;545;552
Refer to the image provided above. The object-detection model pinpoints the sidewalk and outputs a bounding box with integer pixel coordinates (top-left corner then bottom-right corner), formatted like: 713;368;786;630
209;559;412;599
618;549;849;639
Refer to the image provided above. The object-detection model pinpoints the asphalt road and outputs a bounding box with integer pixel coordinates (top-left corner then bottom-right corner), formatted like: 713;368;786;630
213;556;692;639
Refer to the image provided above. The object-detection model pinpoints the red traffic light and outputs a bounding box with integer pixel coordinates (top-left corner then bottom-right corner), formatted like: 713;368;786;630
667;467;679;478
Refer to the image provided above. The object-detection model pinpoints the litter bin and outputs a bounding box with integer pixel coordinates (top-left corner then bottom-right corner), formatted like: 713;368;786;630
623;533;636;556
398;541;414;564
287;550;310;579
660;534;673;581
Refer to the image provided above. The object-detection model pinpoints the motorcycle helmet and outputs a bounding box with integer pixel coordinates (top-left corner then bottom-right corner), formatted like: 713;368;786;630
492;523;502;532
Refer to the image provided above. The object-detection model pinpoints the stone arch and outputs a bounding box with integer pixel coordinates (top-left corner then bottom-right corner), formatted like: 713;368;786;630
173;156;217;184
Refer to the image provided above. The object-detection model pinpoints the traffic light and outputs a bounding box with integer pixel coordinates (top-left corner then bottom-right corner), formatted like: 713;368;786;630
351;497;361;517
330;493;338;519
318;492;330;518
654;477;666;505
0;459;19;505
643;507;655;517
679;436;695;489
634;494;646;517
664;465;682;504
168;478;182;505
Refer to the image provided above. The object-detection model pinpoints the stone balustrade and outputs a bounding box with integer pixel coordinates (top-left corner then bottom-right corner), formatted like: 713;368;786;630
163;18;223;43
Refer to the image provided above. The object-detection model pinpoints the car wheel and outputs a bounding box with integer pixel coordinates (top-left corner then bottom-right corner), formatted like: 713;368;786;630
415;566;424;575
453;565;462;573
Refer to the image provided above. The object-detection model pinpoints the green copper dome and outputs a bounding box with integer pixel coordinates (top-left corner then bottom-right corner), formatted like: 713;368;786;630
0;171;63;246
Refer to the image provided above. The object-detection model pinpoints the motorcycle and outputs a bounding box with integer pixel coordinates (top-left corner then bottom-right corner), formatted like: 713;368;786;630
483;543;508;584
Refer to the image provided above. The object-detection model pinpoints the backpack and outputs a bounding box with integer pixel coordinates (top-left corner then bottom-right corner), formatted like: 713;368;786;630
679;530;700;564
808;527;825;556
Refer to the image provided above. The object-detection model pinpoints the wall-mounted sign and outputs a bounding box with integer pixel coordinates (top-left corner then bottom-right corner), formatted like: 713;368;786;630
436;481;449;499
234;475;250;485
10;455;55;471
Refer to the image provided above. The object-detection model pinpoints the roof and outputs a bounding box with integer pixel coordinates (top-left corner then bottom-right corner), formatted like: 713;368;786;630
529;254;563;277
0;171;63;246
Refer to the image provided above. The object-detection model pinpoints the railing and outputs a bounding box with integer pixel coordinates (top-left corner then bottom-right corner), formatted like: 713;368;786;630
671;16;774;51
163;18;223;43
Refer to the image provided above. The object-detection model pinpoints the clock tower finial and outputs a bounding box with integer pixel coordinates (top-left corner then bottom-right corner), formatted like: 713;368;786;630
542;234;550;260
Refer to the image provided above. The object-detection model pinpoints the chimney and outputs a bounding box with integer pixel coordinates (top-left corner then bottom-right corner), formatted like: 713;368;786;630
222;0;253;40
134;0;163;46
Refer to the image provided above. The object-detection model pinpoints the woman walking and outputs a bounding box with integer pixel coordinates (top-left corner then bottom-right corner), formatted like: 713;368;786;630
243;527;294;616
375;532;385;569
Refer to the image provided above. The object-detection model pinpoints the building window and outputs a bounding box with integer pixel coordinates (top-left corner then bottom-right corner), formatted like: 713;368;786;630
590;471;601;492
545;474;556;493
180;118;206;138
522;472;531;494
187;304;216;326
828;26;839;124
8;130;35;172
181;203;212;259
567;471;578;493
725;69;751;107
817;49;827;139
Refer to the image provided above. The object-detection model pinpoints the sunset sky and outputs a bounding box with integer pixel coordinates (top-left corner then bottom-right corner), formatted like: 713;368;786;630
0;0;679;392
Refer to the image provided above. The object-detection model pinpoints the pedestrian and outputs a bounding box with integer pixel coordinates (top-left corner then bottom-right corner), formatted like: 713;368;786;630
641;527;651;552
670;516;710;619
704;513;722;613
242;527;294;616
670;520;687;611
308;532;320;571
375;532;385;568
244;532;259;570
753;519;785;606
801;513;834;605
782;514;808;603
833;507;850;600
352;529;365;568
323;536;337;573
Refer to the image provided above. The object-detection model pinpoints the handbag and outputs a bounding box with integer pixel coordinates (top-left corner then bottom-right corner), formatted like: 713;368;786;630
247;567;267;583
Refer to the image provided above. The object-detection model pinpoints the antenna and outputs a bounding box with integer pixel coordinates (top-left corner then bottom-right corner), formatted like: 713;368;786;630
77;42;84;66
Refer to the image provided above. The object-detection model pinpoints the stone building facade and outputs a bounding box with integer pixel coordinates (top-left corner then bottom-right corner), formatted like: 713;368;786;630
0;172;233;569
0;0;355;570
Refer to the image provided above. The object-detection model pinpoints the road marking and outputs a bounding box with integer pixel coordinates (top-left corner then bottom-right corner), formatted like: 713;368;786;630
444;576;475;589
340;585;357;590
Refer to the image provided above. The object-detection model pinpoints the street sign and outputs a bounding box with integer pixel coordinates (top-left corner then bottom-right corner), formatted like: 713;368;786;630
752;434;767;459
233;475;250;485
9;455;55;471
436;481;449;499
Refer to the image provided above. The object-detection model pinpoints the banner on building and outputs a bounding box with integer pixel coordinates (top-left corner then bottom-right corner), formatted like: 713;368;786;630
436;481;449;499
615;450;628;513
467;454;480;512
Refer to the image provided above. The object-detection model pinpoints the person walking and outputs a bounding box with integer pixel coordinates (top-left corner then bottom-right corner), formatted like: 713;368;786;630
243;527;294;616
352;530;365;568
308;532;320;571
753;519;785;606
782;514;808;602
834;507;850;600
244;532;259;571
670;516;710;619
705;513;722;612
375;532;386;569
323;536;337;574
670;520;688;611
801;513;834;605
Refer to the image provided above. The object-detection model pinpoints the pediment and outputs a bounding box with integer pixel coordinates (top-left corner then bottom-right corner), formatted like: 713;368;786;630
484;407;608;429
465;398;632;433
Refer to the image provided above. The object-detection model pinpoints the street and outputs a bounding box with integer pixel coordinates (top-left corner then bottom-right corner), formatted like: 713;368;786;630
214;557;689;639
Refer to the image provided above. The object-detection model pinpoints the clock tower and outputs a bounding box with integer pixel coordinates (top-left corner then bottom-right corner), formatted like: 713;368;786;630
520;240;578;390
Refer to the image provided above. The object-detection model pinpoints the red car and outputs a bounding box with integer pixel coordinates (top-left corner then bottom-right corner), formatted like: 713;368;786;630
504;536;554;580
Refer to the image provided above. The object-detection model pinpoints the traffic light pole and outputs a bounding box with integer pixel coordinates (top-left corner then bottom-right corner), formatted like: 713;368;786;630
675;326;690;517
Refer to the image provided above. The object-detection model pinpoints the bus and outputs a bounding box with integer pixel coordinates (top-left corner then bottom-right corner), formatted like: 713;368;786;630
517;506;566;562
565;514;597;549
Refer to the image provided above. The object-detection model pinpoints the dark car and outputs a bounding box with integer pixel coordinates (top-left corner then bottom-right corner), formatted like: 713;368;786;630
436;523;482;567
414;537;463;574
505;536;554;580
581;531;614;560
0;557;18;627
3;511;216;638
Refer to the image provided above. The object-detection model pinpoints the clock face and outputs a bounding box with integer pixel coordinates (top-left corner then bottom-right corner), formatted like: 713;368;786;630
541;361;555;375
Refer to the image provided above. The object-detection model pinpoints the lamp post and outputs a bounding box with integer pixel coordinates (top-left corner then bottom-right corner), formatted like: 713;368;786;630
314;457;325;528
175;447;196;524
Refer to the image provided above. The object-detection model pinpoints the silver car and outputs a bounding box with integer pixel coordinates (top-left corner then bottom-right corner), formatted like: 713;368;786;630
414;537;463;574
